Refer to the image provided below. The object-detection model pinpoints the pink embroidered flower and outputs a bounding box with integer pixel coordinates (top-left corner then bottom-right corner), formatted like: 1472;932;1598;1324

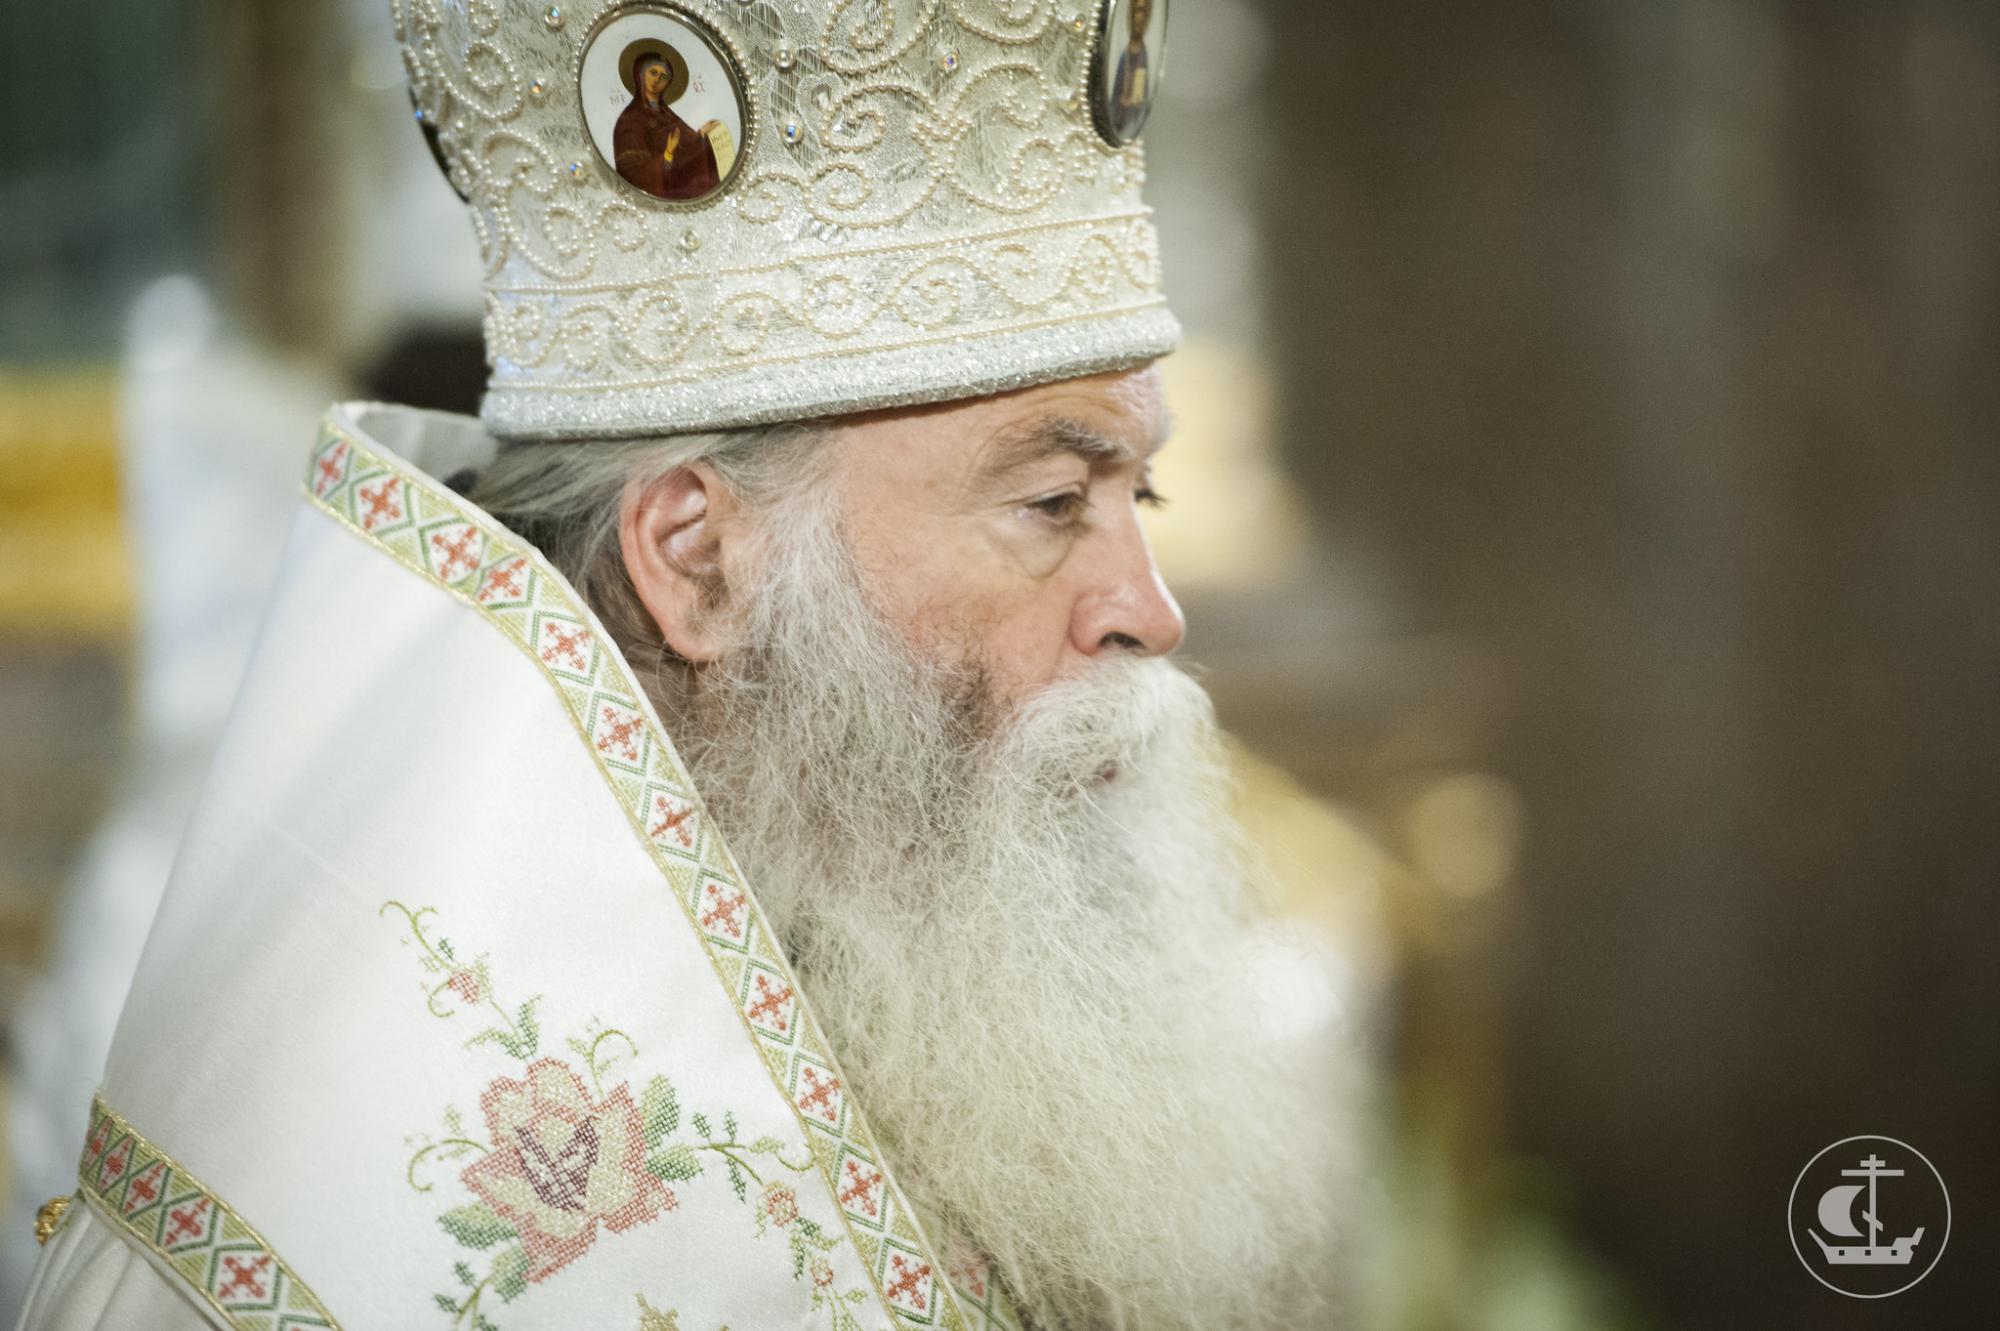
762;1182;799;1229
461;1058;672;1282
446;967;485;1005
810;1256;836;1290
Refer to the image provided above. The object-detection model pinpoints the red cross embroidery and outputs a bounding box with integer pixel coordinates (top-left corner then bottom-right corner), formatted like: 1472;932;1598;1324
124;1163;163;1209
747;975;794;1031
358;477;403;528
477;558;524;603
430;526;481;581
797;1066;841;1119
86;1119;112;1159
165;1198;211;1244
650;795;696;846
218;1253;272;1298
885;1254;932;1310
98;1143;130;1185
839;1160;882;1216
540;623;589;670
596;706;644;761
701;885;746;939
313;441;348;496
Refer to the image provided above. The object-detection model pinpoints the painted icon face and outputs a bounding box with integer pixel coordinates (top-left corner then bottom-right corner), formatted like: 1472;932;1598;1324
641;58;670;101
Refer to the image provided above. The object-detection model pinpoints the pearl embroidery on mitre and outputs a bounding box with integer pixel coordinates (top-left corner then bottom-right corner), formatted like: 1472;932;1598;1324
393;0;1178;440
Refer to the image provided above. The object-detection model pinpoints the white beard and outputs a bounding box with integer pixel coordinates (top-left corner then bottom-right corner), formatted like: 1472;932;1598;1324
660;489;1349;1331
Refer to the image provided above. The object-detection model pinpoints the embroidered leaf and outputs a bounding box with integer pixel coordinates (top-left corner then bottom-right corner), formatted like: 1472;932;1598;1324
492;1244;530;1303
439;1202;517;1250
691;1111;712;1140
726;1158;747;1202
749;1135;785;1155
474;1317;499;1331
565;1034;593;1060
434;1293;460;1313
437;937;457;962
646;1144;701;1182
640;1076;679;1147
723;1110;738;1140
453;1260;476;1285
513;999;541;1058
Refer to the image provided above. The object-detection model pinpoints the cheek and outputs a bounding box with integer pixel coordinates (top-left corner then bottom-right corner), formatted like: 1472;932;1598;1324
860;535;1078;697
837;476;1083;697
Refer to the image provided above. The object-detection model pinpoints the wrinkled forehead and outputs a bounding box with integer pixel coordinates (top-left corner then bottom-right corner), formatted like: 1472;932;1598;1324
824;365;1171;494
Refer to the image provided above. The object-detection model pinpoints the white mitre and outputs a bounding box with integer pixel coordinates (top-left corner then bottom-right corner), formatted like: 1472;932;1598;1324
399;0;1179;438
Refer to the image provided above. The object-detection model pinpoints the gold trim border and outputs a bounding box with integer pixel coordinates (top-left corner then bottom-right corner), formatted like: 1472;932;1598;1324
76;1095;340;1330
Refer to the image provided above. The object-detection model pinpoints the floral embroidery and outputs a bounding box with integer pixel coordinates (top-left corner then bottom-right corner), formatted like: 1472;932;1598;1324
314;425;1017;1330
386;902;869;1331
634;1295;679;1330
462;1059;673;1282
633;1294;733;1331
383;901;540;1060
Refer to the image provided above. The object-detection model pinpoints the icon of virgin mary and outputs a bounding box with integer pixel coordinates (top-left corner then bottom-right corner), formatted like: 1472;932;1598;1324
1111;0;1155;141
612;38;723;201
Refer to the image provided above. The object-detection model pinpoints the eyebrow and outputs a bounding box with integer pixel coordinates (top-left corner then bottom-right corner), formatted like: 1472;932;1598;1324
975;412;1171;484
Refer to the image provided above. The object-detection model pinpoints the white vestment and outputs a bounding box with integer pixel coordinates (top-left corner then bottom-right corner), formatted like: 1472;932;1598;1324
16;404;1016;1331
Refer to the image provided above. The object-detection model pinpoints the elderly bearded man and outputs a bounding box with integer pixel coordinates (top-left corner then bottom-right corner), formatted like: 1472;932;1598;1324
16;3;1352;1330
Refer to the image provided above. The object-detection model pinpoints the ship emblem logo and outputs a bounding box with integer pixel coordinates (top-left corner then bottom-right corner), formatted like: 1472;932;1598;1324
1788;1136;1949;1298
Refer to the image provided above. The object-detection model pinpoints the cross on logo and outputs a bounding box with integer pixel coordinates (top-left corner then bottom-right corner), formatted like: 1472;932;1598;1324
165;1198;211;1245
839;1159;882;1216
885;1254;932;1310
650;794;696;845
797;1066;842;1120
596;706;645;761
478;558;525;603
747;974;794;1031
430;526;482;581
358;478;403;528
313;441;349;496
218;1253;272;1299
701;884;747;939
541;622;590;670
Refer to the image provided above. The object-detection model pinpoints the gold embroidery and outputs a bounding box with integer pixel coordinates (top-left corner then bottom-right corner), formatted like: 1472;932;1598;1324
33;1194;71;1245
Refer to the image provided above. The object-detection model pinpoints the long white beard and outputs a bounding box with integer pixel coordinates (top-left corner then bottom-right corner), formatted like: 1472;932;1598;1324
664;492;1347;1330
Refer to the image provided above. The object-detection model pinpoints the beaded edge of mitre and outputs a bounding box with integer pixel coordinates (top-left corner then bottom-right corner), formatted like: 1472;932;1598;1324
395;0;1182;440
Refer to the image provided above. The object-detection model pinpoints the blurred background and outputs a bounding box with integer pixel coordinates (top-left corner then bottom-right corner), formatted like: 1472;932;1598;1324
2;1;1995;1327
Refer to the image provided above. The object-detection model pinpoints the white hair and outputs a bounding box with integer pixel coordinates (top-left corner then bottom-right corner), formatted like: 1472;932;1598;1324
474;427;1352;1329
468;421;828;697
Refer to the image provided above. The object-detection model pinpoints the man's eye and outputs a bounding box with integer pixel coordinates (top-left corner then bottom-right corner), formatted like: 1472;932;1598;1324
1026;491;1089;526
1135;485;1168;509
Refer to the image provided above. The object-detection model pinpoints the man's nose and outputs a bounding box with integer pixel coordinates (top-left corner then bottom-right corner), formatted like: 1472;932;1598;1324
1071;519;1186;658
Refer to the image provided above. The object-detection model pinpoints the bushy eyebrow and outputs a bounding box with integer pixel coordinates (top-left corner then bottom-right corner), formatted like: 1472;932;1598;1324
974;413;1170;486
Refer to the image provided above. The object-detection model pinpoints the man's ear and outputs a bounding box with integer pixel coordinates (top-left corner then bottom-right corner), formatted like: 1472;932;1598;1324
618;461;743;663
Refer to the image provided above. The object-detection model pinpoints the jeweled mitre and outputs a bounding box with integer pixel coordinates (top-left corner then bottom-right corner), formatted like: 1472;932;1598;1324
395;0;1180;439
